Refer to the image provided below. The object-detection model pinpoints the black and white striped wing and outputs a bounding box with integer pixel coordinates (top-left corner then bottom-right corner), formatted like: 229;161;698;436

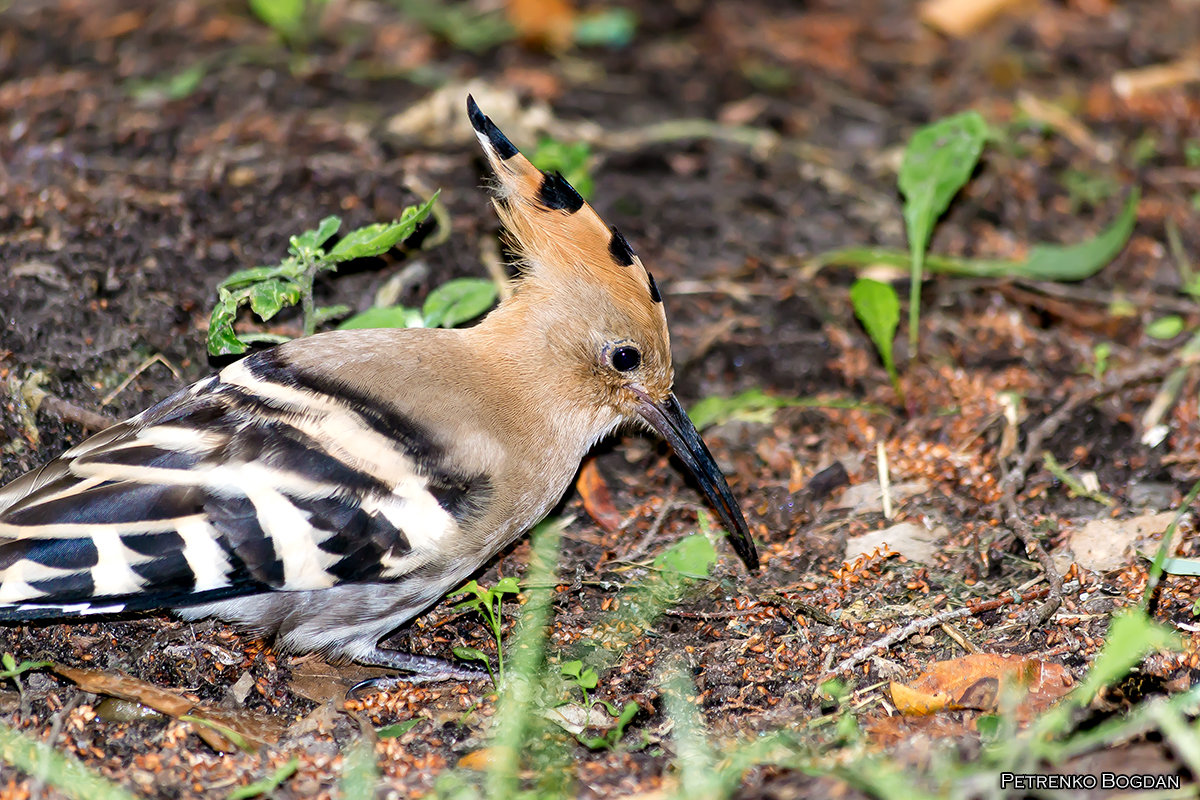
0;349;476;619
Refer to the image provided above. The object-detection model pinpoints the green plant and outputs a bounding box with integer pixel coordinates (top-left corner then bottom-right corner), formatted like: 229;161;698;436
530;138;596;201
688;389;888;430
227;757;299;800
576;701;639;751
338;277;497;331
449;576;521;684
247;0;326;45
820;111;1140;389
850;278;902;399
898;110;989;354
1086;341;1112;380
1061;167;1118;212
127;63;207;105
0;653;49;699
1146;314;1185;340
207;194;437;356
560;659;598;708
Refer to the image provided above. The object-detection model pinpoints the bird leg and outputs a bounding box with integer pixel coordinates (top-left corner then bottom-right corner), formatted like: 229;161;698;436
346;648;489;698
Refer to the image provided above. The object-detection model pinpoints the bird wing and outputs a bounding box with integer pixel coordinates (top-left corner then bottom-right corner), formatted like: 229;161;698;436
0;345;485;619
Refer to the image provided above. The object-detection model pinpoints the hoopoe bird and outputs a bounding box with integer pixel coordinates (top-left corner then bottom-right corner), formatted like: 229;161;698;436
0;96;757;684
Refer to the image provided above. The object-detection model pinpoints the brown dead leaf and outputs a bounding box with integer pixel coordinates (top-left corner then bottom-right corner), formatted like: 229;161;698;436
577;458;623;533
890;654;1073;719
505;0;575;50
888;680;952;715
1066;511;1180;573
54;665;286;752
919;0;1032;38
288;656;392;705
457;747;496;771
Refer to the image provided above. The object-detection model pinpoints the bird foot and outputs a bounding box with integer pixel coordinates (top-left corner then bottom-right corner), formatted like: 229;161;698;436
346;649;490;699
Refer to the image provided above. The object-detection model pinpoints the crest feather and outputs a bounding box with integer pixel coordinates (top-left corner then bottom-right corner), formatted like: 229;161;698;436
466;95;661;306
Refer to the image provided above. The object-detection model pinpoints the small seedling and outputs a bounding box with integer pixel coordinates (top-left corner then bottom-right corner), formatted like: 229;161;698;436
0;653;49;698
575;700;639;751
227;757;299;800
530;138;595;201
207;193;437;355
1086;342;1111;380
450;576;521;683
560;659;599;709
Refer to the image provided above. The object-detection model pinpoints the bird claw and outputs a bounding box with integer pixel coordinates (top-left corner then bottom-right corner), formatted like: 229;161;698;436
346;649;490;700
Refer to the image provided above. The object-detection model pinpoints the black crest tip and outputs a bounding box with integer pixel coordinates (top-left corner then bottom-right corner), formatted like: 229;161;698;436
608;226;636;267
538;171;585;213
647;271;662;303
466;94;519;160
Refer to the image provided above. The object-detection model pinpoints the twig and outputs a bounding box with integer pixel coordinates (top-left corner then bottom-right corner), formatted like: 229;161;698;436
39;396;115;432
997;355;1186;625
100;353;182;406
621;491;678;562
821;583;1065;679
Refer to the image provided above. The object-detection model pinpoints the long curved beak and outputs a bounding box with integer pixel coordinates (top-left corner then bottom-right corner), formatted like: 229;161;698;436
633;391;759;571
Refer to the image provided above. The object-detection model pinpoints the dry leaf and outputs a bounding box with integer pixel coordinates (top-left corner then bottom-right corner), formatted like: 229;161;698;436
577;458;622;532
888;680;952;715
54;665;286;751
505;0;575;50
890;654;1073;719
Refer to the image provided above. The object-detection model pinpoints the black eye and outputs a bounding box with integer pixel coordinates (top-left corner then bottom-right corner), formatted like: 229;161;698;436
611;346;642;372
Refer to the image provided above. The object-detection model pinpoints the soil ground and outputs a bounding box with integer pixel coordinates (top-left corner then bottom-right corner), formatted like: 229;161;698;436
1;1;1199;797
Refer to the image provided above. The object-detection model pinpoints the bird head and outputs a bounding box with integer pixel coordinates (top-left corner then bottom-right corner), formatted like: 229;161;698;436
466;95;758;572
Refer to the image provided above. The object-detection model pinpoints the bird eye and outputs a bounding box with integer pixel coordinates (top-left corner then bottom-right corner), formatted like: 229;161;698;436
611;345;642;372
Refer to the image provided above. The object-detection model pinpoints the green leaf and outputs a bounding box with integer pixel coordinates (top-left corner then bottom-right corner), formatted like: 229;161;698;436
248;0;306;36
453;646;491;666
575;666;598;690
1076;611;1179;705
0;657;49;680
207;290;248;356
1147;315;1184;340
850;278;901;392
653;533;716;580
327;193;439;263
422;278;498;328
339;738;380;800
1018;189;1140;280
560;660;584;680
816;191;1140;283
226;757;299;800
377;719;422;739
310;304;351;327
336;305;424;330
450;579;484;601
573;8;637;48
291;215;341;253
247;279;301;321
493;576;520;595
1158;557;1200;576
688;389;887;431
898;110;989;352
530;138;595;200
0;721;140;800
218;264;290;291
